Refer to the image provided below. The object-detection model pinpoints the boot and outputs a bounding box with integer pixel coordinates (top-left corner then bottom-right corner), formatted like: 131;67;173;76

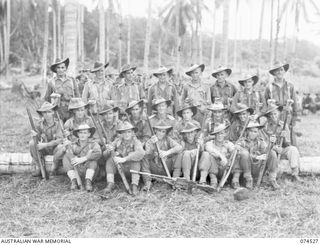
232;173;240;189
245;178;253;190
270;180;280;190
209;174;218;189
142;181;152;191
132;184;139;196
32;169;42;177
70;179;78;191
85;179;93;192
103;182;114;194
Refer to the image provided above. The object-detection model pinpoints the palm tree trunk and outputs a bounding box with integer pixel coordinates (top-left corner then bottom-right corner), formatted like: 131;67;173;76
199;30;203;64
233;0;239;72
118;2;122;69
99;0;105;63
175;0;181;73
221;0;229;65
191;24;196;63
52;1;57;63
143;0;152;72
195;0;199;63
274;0;280;63
269;0;275;67
5;0;10;78
57;0;61;58
127;15;131;64
283;6;288;59
210;0;216;70
258;0;265;71
42;0;49;84
63;0;78;77
158;37;161;67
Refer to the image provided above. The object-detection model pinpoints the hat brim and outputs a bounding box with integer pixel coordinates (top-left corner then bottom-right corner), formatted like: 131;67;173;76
177;106;197;118
50;58;70;73
238;76;259;86
185;64;205;76
265;105;283;115
125;100;144;114
180;127;201;134
211;68;232;78
119;67;137;78
152;100;172;110
117;126;137;133
73;127;96;138
99;106;120;115
153;68;173;78
210;125;230;135
246;124;264;129
233;107;254;115
269;64;289;75
36;104;58;114
68;102;89;110
90;62;110;73
153;126;173;133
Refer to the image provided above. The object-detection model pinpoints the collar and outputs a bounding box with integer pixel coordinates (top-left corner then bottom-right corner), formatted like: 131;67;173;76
188;82;202;89
215;80;230;88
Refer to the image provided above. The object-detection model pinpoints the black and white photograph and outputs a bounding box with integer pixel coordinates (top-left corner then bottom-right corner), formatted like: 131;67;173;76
0;0;320;241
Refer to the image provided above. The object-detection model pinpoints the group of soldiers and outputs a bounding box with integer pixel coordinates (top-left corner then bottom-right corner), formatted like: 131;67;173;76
29;57;303;196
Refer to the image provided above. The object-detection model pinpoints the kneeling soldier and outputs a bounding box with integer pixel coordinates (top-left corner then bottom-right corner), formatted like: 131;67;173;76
103;121;145;195
30;102;63;176
58;124;102;191
173;122;203;180
142;121;183;190
238;120;280;190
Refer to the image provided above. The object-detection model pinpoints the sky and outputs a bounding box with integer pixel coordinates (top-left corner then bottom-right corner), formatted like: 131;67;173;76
76;0;320;46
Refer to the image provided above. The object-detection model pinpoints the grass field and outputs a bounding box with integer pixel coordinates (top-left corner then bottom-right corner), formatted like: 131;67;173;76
1;86;320;238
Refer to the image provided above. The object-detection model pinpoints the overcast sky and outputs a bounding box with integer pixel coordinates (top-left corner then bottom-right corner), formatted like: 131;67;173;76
76;0;320;46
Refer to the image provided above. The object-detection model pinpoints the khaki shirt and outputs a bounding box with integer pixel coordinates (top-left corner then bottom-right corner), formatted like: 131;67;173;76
262;119;290;146
228;119;246;143
145;136;182;159
82;79;111;110
205;140;235;160
64;116;98;142
44;76;79;102
182;82;211;112
231;88;266;114
210;80;237;107
70;139;102;161
129;116;151;144
239;137;267;161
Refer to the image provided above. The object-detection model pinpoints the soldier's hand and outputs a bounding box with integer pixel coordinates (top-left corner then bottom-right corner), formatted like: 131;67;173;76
64;130;70;137
37;142;47;150
220;156;228;167
113;156;126;164
30;130;38;137
270;135;277;143
71;157;86;166
63;139;71;146
88;99;96;105
234;143;242;151
150;135;159;144
280;130;286;137
105;144;114;152
256;154;267;161
159;150;169;159
197;137;204;146
273;145;283;154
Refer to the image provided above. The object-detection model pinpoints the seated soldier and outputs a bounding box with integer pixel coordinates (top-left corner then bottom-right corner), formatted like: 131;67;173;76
103;121;145;195
203;98;229;143
57;124;102;191
262;103;302;182
98;104;121;143
142;121;183;191
199;123;236;189
29;101;63;176
125;100;151;145
173;122;203;180
149;97;177;127
238;120;280;190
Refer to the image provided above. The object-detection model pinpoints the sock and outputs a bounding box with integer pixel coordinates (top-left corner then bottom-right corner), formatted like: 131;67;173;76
85;169;95;181
67;170;76;181
107;173;114;183
131;173;140;186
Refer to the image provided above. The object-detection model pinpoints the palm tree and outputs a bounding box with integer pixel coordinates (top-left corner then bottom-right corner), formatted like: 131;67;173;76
269;0;275;67
258;0;266;70
98;0;105;63
57;0;61;59
143;0;152;73
232;0;240;71
41;0;49;84
221;0;230;65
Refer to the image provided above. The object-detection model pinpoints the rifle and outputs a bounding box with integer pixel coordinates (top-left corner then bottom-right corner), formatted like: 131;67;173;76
130;170;216;194
54;111;83;190
217;116;251;192
146;116;172;177
26;107;48;180
256;112;281;187
88;111;132;195
192;111;208;181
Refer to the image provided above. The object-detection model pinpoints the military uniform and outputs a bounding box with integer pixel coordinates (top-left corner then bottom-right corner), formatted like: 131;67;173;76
210;81;237;107
129;115;151;145
149;113;177;139
64;116;96;141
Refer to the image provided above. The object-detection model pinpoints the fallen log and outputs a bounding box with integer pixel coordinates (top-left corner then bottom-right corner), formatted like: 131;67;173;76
0;153;319;175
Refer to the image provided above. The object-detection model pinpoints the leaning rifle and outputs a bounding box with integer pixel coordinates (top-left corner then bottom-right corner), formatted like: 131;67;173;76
146;116;172;177
88;111;132;195
217;116;251;192
54;111;83;189
130;170;216;194
26;107;48;180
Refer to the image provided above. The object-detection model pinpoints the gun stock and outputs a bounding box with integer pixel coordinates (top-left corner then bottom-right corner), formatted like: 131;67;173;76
26;108;48;180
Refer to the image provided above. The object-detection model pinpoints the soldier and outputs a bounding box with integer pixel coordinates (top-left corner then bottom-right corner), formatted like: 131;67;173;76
82;62;110;111
182;64;211;125
57;124;102;191
44;58;80;122
228;104;254;142
107;64;145;112
203;98;229;142
231;72;266;116
173;122;203;180
210;66;237;108
315;93;320;112
142;121;183;190
147;67;179;116
76;72;88;95
29;102;63;177
238;120;280;190
125;100;151;145
262;103;302;182
302;93;316;114
264;62;298;145
103;121;145;195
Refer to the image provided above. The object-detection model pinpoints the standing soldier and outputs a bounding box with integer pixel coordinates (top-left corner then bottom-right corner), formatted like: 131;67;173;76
44;58;80;122
264;62;298;145
210;66;237;108
82;62;110;111
29;102;63;176
181;64;211;125
147;67;179;116
231;73;266;117
125;100;151;145
107;64;145;112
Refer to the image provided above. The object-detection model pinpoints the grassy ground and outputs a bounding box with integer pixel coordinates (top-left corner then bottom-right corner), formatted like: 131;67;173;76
1;82;320;237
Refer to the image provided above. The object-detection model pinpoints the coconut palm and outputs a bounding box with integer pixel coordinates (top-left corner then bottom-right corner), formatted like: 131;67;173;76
143;0;152;73
41;0;49;83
